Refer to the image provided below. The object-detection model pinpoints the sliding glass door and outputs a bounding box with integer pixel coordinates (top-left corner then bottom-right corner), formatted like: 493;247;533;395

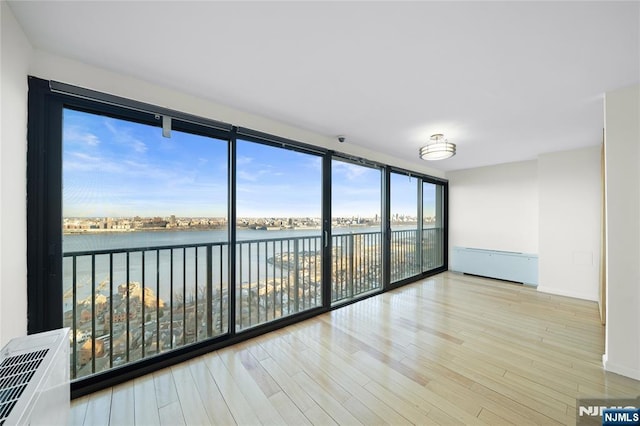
390;172;420;282
235;140;323;329
62;108;229;379
331;159;382;304
28;77;448;394
422;182;445;271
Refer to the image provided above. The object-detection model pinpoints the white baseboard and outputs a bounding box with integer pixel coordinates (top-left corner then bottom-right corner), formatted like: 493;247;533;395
536;286;598;302
603;355;640;381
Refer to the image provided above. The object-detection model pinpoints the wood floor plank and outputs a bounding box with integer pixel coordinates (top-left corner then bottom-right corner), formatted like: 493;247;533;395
362;380;435;424
259;356;318;413
217;347;286;425
133;375;161;426
157;401;185;426
201;352;264;425
153;369;179;409
171;362;212;425
439;347;571;423
68;395;89;426
235;347;281;398
290;336;371;387
418;364;536;425
237;335;272;362
187;358;237;425
82;388;111;426
469;381;548;426
268;390;313;426
291;370;363;425
478;407;516;425
503;370;578;406
108;382;134;426
302;404;339;426
340;396;387;425
68;271;640;426
294;343;413;425
352;349;478;424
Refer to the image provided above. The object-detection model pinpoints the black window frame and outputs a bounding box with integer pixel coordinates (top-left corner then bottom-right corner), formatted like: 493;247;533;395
27;76;448;397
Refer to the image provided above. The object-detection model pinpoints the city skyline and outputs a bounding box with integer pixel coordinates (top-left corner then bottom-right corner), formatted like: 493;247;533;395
62;214;424;221
63;109;437;219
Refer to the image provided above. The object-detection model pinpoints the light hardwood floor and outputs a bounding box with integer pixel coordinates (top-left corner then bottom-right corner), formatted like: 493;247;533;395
68;272;640;425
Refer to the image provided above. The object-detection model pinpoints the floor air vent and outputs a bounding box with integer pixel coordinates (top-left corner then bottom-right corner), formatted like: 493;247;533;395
0;329;69;425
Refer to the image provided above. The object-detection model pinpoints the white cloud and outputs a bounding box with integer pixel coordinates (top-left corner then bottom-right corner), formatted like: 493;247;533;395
333;161;373;180
238;170;259;182
237;168;274;182
104;118;148;154
64;126;101;147
236;156;253;165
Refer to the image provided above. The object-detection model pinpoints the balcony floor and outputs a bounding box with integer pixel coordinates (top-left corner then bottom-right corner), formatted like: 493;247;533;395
68;271;640;425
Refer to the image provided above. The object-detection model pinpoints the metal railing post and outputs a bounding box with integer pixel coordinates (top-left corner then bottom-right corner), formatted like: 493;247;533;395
294;239;300;313
206;245;213;338
348;233;354;299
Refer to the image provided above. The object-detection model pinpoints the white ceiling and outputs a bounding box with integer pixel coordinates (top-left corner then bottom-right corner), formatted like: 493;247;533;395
8;1;640;172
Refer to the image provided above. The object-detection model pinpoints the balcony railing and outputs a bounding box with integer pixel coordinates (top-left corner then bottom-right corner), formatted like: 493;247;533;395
332;231;382;303
236;235;322;331
63;228;443;379
63;243;230;379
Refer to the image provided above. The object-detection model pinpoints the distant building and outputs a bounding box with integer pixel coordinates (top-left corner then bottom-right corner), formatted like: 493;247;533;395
79;339;105;366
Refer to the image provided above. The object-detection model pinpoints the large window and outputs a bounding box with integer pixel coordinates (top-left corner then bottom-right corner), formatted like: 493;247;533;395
389;172;447;283
390;172;420;282
331;159;382;304
27;78;447;396
235;140;323;329
62;108;229;379
423;182;445;271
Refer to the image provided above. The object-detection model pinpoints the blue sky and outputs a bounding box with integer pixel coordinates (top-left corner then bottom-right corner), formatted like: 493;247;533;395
63;109;228;217
63;109;433;218
236;141;322;217
332;160;381;218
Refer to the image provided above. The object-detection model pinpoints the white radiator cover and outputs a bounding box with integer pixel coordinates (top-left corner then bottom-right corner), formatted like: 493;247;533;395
451;247;538;286
0;328;70;426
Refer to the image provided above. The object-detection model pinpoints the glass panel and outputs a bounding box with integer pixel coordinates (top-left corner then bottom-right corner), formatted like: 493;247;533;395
390;172;420;282
235;140;322;330
423;182;444;271
331;159;382;304
62;108;229;379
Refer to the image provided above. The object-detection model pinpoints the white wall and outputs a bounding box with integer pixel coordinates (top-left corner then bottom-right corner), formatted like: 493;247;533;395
448;149;602;302
604;83;640;380
447;160;539;255
0;1;32;346
537;147;601;301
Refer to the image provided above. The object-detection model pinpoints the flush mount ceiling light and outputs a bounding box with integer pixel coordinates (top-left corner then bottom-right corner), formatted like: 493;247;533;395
419;134;456;161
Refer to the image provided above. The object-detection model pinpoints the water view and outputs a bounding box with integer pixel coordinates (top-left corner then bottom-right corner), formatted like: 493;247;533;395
61;107;444;380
